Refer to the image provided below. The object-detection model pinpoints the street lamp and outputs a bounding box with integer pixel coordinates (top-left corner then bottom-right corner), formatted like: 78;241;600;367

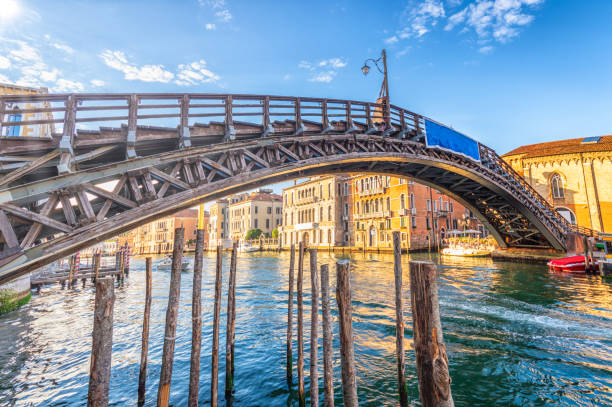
361;49;390;127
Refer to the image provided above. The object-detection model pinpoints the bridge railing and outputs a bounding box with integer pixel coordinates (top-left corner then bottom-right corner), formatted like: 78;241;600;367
478;144;574;234
0;93;424;144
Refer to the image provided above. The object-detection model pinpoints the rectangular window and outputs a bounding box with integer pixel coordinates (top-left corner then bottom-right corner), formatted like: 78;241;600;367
386;218;391;229
344;182;348;196
255;206;258;214
400;216;406;227
267;207;272;214
255;219;258;228
344;221;348;231
449;202;454;212
426;218;431;230
344;203;349;216
426;199;431;212
434;219;438;229
412;216;417;228
266;219;270;228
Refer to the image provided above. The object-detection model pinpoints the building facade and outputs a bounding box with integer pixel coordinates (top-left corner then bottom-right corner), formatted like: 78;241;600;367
503;136;612;233
279;176;352;248
351;175;483;251
229;189;282;241
208;199;231;249
131;208;200;254
0;83;54;138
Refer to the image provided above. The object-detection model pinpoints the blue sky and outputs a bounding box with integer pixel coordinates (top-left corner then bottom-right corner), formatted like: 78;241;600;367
0;0;610;157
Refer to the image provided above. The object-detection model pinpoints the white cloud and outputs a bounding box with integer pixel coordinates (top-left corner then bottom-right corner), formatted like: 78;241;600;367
99;50;174;83
391;0;544;51
385;35;399;44
0;37;85;91
205;23;216;30
52;78;84;92
100;50;220;86
90;79;105;87
0;55;10;69
175;60;220;86
299;57;347;83
0;73;9;83
448;0;543;43
479;45;494;54
50;42;74;54
309;71;335;83
200;0;232;24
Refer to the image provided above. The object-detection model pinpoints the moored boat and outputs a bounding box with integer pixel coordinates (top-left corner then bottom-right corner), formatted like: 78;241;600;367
441;247;491;257
547;255;597;274
157;255;190;271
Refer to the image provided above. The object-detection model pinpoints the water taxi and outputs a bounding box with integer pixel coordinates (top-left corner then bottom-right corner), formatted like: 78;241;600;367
441;229;493;257
157;255;190;271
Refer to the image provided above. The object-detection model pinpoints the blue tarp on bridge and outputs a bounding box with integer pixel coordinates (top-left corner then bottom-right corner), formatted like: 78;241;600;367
424;119;480;162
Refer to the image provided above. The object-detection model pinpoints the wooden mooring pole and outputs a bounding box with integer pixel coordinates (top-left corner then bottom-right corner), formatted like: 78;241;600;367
409;261;454;407
188;229;205;406
225;241;238;397
297;241;306;407
138;258;153;405
309;249;320;407
211;246;223;407
336;259;358;407
93;252;101;283
87;276;115;407
287;244;295;384
393;232;408;407
156;227;185;407
320;264;334;407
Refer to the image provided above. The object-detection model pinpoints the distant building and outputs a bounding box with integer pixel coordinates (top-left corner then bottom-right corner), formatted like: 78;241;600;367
208;199;231;249
131;208;200;254
351;175;483;251
229;189;282;241
279;176;352;248
0;83;54;138
503;136;612;233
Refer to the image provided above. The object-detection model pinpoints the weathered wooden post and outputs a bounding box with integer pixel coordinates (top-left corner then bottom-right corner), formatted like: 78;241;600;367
320;264;334;407
188;229;205;406
297;241;306;407
393;232;408;407
68;254;75;288
156;227;185;407
211;246;223;407
310;249;320;407
409;261;454;407
115;251;122;283
287;244;296;384
87;277;115;407
225;241;238;397
336;259;358;407
93;252;101;283
138;258;153;405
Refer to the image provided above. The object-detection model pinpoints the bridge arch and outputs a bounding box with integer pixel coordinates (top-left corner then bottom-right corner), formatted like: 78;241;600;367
0;93;573;284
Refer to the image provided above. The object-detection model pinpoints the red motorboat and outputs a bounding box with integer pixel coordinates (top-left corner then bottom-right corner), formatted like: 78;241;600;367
547;255;598;274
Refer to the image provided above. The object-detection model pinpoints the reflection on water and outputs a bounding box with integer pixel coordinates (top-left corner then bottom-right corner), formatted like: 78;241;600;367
0;252;610;406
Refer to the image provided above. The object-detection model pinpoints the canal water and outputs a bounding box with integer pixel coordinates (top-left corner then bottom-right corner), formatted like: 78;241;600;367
0;252;610;406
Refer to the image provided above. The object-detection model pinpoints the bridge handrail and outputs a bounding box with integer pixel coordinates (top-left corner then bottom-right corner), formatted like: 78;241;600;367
0;93;424;139
478;144;574;235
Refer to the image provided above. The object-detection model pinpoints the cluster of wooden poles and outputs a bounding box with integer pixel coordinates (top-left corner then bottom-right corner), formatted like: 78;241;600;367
85;229;454;407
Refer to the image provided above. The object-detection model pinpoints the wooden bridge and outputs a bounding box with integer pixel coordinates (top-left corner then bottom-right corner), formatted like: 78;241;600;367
0;92;578;284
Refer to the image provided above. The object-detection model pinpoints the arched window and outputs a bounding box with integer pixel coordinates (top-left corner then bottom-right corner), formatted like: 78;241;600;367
551;174;564;199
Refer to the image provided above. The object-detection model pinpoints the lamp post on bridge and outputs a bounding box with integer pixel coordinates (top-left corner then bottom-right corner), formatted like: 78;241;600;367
361;49;390;128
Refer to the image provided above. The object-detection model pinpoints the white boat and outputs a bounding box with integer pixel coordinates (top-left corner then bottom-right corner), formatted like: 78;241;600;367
441;247;491;257
157;255;190;271
239;241;259;253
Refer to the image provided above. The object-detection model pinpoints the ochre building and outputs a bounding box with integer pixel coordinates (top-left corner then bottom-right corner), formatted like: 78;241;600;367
229;189;282;241
503;136;612;233
351;175;482;251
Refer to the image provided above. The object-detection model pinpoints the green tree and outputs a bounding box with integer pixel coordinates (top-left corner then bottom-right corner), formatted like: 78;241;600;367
245;228;263;240
271;228;279;239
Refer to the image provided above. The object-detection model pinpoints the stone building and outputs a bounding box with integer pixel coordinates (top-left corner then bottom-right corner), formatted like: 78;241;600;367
503;136;612;233
229;189;282;241
131;208;200;254
351;175;482;251
0;83;54;138
208;199;231;249
279;176;352;248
